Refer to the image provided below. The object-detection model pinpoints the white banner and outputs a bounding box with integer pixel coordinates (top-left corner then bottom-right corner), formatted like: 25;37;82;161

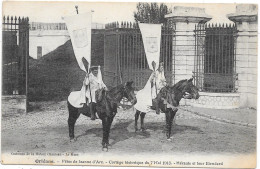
139;23;161;70
64;12;92;72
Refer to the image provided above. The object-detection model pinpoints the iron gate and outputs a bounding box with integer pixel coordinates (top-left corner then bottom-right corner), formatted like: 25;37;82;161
2;16;29;95
194;23;237;93
104;22;175;90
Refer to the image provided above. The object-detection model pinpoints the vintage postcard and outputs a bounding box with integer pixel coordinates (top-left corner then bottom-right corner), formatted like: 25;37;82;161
1;1;257;168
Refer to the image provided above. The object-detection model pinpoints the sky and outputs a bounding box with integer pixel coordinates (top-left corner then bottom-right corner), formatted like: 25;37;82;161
2;1;241;24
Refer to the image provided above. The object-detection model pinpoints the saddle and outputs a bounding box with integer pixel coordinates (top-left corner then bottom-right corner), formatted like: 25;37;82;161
95;88;116;117
151;87;178;111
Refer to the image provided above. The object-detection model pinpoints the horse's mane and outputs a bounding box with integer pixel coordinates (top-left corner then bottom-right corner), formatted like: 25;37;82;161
170;79;188;91
173;79;187;88
157;79;188;107
97;84;124;103
109;84;124;94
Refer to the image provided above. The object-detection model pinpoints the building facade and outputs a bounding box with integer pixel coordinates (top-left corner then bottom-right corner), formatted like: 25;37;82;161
165;4;257;109
29;22;104;59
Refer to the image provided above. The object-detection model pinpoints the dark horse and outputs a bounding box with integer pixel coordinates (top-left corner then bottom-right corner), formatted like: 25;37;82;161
135;78;199;140
68;81;137;151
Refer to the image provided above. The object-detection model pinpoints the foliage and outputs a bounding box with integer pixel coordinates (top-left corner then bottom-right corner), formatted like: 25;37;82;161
134;2;172;24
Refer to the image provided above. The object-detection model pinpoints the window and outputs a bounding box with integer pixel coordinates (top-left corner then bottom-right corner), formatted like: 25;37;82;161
37;46;42;59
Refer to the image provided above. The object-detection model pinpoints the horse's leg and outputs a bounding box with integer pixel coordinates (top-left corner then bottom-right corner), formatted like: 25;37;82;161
107;116;115;146
169;109;178;139
140;112;146;131
67;101;81;142
101;117;109;151
165;109;171;140
135;110;141;132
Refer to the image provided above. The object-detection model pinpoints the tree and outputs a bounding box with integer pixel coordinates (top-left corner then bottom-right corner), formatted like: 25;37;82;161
134;2;172;24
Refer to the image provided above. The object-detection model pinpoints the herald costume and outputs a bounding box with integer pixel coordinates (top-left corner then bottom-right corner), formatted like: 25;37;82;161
85;67;107;103
134;63;167;113
68;66;107;120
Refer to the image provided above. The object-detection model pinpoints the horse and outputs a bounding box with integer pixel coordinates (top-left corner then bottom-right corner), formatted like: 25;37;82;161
134;78;200;140
67;81;137;151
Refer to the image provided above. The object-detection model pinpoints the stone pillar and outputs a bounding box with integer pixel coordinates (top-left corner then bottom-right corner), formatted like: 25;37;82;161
227;4;258;108
165;6;212;84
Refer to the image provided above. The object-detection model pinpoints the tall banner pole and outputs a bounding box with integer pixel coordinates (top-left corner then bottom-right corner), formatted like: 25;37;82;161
152;61;158;96
139;22;161;99
65;7;93;108
75;5;79;14
88;10;95;105
74;5;93;104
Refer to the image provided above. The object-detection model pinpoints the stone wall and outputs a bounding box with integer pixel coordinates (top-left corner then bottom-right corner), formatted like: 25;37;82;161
227;4;258;108
2;95;27;116
185;92;240;109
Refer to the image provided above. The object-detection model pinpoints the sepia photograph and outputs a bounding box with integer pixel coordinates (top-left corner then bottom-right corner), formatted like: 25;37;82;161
1;1;257;168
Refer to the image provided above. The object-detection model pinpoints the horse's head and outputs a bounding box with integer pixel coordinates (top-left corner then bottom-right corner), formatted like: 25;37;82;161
123;81;137;105
180;78;200;100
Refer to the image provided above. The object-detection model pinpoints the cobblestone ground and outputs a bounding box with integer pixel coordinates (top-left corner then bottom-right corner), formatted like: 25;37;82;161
2;101;256;156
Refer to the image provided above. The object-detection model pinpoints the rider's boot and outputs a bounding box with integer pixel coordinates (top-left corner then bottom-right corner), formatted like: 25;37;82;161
155;93;162;115
155;98;160;115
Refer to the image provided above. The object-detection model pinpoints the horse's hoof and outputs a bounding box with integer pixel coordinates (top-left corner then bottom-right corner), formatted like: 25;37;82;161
141;128;146;132
70;138;77;142
135;128;139;132
166;138;171;141
102;142;109;152
102;147;108;152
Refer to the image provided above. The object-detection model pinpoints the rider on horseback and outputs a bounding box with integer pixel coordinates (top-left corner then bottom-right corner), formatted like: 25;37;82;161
85;66;108;120
150;62;167;114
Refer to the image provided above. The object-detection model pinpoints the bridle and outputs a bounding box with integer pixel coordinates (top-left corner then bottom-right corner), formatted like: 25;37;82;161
122;85;136;104
182;84;198;99
105;84;134;105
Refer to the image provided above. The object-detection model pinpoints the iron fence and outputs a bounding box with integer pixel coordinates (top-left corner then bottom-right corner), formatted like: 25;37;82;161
104;21;175;90
2;16;29;95
194;23;238;93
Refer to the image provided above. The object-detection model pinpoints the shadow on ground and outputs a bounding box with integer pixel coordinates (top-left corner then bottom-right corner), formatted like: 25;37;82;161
75;120;204;146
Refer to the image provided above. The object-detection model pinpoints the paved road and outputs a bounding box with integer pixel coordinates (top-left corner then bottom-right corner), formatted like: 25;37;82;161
2;101;256;156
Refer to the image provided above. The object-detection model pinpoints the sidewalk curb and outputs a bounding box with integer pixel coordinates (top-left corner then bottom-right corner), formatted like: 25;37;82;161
179;107;256;128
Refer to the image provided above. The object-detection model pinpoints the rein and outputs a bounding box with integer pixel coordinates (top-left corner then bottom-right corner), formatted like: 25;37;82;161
159;84;189;108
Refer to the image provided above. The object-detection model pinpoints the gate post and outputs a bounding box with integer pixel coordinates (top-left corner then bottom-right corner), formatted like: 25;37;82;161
165;6;211;84
227;4;258;108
